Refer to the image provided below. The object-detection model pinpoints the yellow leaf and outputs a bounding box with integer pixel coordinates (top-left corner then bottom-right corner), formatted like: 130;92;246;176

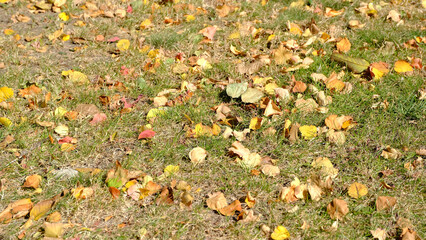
267;34;275;42
271;226;290;240
146;108;166;121
196;58;212;70
228;31;240;39
22;174;42;189
117;39;130;51
369;62;389;79
71;187;94;199
265;82;279;95
54;125;69;137
185;15;195;22
0;117;12;127
44;222;64;238
249;117;262;130
58;12;69;21
4;29;14;35
299;125;317;140
394;60;413;73
62;70;89;84
140;19;152;29
164;165;179;176
348;182;368;199
62;34;70;41
30;199;54;220
0;86;14;102
54;107;68;117
61;143;76;152
0;0;10;3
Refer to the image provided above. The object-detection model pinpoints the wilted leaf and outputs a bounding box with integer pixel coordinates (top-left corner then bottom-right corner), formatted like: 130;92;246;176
106;161;129;188
336;38;351;53
271;225;290;240
331;53;370;73
180;191;193;208
117;39;130;51
199;26;217;40
44;222;64;238
22;174;42;189
376;196;396;211
226;83;248;98
0;117;12;127
327;198;349;220
264;99;282;116
30;199;54;221
109;186;120;199
239;153;262;169
62;70;89;85
245;192;256;208
89;113;107;125
311;157;339;176
348;182;368;199
71;187;94;199
241;88;264;103
299;125;317;140
370;228;387;240
249;117;262;130
0;86;14;103
370;62;390;79
206;192;228;211
164;165;179;177
219;200;242;216
381;146;401;159
54;125;69;137
261;164;280;177
394;60;413;73
45;211;61;223
325;115;355;131
387;10;401;22
156;186;174;205
292;81;307;93
189;147;207;164
0;135;14;148
138;130;156;139
0;198;33;223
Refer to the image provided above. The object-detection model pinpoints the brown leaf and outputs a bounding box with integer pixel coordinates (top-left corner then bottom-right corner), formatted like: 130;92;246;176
400;228;419;240
139;181;162;199
0;199;33;223
180;191;193;208
156;186;174;205
189;147;207;165
45;211;61;223
109;187;120;199
206;192;228;211
288;123;300;144
218;200;242;216
260;164;280;177
228;141;250;158
381;146;401;160
327;198;349;220
19;85;41;98
75;104;100;117
292;81;307;93
30;199;55;221
0;135;14;148
370;228;387;240
376;196;396;211
44;222;64;238
22;174;42;189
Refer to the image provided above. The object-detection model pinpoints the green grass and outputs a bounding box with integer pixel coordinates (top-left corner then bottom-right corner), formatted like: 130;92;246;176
0;0;425;239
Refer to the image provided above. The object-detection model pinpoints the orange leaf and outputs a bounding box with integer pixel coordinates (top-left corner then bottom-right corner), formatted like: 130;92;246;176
394;60;413;73
336;38;351;53
22;174;42;189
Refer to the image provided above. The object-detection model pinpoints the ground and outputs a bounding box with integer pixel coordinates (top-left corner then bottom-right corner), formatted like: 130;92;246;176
0;0;425;239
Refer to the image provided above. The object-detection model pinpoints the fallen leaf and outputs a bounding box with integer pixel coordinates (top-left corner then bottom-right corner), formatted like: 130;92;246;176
376;196;396;211
138;130;156;139
0;199;33;223
245;192;256;208
58;12;69;21
325;115;355;131
189;147;207;164
54;125;69;137
226;83;248;98
45;211;61;223
271;225;290;240
264;99;282;116
394;60;413;73
206;192;228;211
109;187;120;199
369;62;390;79
89;113;107;125
387;10;401;22
292;81;307;93
241;88;264;103
62;70;89;85
117;39;130;51
0;86;14;102
106;161;129;188
331;53;370;73
0;135;14;148
327;198;349;220
71;187;94;199
239;152;262;169
336;38;351;53
381;146;401;159
0;117;12;127
400;228;419;240
370;228;387;240
219;200;242;216
249;117;262;130
180;191;193;208
311;157;338;176
199;26;217;40
164;165;179;177
261;164;280;177
156;186;174;205
299;125;317;140
44;222;64;238
22;174;42;189
228;141;251;158
348;182;368;199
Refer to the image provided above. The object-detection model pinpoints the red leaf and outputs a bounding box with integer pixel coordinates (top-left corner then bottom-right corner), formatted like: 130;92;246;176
126;5;133;13
109;187;120;199
90;113;107;125
58;136;73;144
107;37;120;43
138;130;156;139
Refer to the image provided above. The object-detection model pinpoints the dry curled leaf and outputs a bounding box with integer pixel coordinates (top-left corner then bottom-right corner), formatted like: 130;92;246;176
327;198;349;220
22;174;42;189
206;192;228;211
376;196;396;211
189;147;207;164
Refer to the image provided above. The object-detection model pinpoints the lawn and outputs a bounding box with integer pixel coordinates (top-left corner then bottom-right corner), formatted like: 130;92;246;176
0;0;425;239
